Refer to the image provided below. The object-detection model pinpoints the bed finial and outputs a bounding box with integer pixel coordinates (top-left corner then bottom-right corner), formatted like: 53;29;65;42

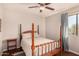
32;23;34;25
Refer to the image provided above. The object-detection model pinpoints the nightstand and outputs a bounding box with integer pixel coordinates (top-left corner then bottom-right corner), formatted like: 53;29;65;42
7;38;17;51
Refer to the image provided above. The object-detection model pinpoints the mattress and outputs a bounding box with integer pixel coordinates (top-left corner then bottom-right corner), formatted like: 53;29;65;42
21;37;59;56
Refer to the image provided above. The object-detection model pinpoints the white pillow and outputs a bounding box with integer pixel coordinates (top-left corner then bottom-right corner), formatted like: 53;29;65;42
22;33;31;39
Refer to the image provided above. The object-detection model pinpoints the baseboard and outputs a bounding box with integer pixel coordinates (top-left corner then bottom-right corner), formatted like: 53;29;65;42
69;50;79;55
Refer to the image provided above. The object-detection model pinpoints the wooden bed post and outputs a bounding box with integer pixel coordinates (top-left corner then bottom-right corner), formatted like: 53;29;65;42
20;24;22;48
37;25;39;34
32;23;35;56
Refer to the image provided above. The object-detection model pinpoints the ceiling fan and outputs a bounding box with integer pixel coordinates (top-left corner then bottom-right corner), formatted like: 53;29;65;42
28;3;55;12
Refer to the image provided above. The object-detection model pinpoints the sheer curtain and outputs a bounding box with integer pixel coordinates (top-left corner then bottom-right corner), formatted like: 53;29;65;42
61;13;69;51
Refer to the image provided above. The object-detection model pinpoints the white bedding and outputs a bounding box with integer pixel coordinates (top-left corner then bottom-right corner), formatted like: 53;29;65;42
21;37;59;56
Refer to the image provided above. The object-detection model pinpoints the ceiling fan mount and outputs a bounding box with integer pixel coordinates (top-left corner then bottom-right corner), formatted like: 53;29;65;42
28;3;55;12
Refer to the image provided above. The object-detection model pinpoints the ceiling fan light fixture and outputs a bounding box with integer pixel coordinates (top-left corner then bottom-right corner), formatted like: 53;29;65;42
40;6;45;10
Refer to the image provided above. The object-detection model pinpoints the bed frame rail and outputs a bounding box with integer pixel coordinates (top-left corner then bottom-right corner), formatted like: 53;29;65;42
34;40;60;56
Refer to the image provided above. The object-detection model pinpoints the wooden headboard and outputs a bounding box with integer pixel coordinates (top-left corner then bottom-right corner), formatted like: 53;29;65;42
22;30;37;34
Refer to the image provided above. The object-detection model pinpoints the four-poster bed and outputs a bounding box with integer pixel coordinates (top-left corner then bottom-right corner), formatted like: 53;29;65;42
20;23;61;56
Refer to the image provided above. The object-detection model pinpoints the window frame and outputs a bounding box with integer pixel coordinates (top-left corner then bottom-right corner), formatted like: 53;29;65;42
68;14;78;36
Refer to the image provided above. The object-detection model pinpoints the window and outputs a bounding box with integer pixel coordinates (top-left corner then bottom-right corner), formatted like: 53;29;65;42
68;15;76;35
68;14;79;35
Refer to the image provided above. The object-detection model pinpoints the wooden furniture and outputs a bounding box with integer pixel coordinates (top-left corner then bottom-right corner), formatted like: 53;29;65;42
3;48;23;56
7;38;17;51
21;23;61;56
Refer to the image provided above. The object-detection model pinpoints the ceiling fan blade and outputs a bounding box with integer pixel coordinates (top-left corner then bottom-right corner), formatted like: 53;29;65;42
45;3;51;5
38;3;50;6
38;3;44;6
28;6;39;8
45;7;55;10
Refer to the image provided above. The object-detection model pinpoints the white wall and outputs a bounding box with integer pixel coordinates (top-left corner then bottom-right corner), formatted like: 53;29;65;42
1;4;46;51
69;35;79;55
46;13;61;40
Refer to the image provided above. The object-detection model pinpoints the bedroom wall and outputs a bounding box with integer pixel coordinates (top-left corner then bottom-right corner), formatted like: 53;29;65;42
68;35;79;55
45;13;61;40
1;4;46;51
